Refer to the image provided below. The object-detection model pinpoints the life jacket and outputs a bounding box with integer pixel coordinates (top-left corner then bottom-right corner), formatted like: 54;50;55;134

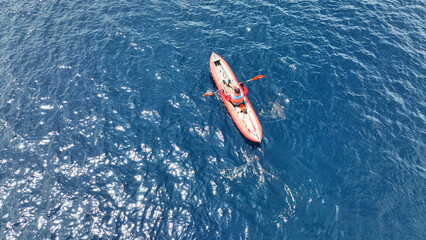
230;91;244;105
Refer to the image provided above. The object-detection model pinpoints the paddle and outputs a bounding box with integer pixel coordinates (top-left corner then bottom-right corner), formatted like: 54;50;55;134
203;75;265;97
239;75;265;85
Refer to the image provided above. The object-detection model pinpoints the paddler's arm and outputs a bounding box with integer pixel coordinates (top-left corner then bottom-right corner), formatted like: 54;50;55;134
220;89;231;101
241;85;248;96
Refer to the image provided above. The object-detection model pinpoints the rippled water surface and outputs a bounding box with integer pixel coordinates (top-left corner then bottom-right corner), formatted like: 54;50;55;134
0;0;425;239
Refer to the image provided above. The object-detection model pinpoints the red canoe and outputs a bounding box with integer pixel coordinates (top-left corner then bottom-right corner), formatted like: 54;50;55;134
209;52;262;142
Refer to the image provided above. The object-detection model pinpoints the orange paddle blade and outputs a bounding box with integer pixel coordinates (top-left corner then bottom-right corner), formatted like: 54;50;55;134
239;75;266;85
203;92;215;97
251;75;265;80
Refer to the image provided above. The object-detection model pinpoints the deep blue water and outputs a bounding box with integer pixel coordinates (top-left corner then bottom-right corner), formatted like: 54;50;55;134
0;0;425;239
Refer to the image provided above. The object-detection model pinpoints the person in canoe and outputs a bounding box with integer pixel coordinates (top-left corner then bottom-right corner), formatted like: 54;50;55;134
220;84;248;112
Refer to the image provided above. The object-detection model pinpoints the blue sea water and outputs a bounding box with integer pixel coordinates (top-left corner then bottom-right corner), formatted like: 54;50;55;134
0;0;425;239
